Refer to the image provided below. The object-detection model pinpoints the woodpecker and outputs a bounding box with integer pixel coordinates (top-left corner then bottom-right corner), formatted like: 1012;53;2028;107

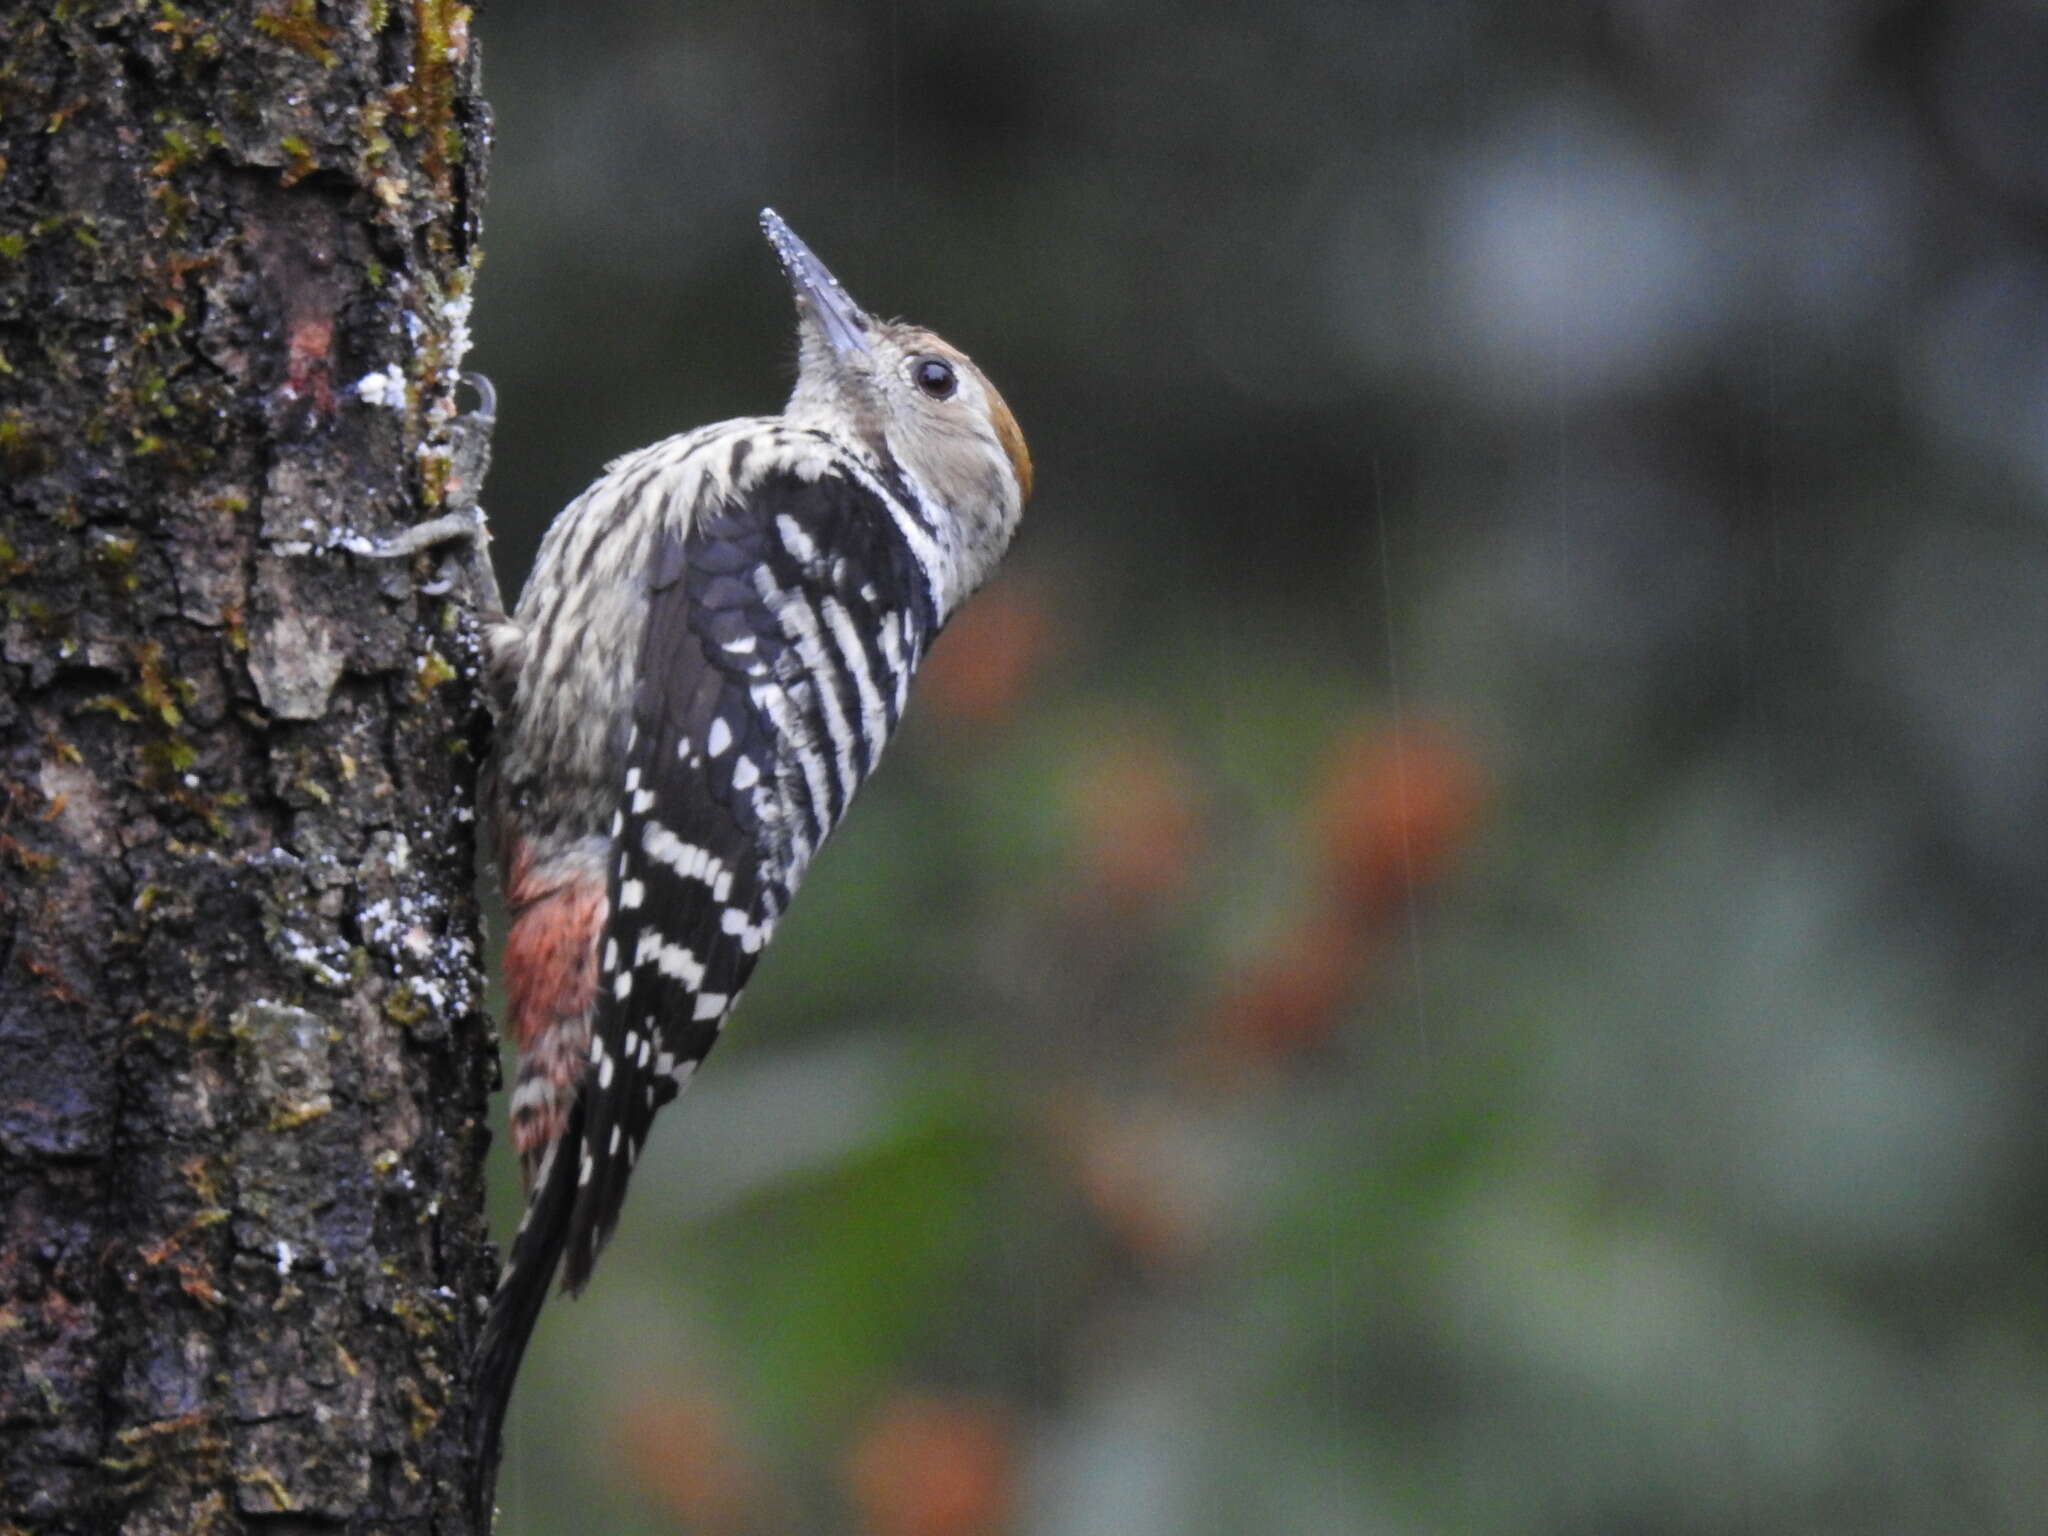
459;210;1032;1517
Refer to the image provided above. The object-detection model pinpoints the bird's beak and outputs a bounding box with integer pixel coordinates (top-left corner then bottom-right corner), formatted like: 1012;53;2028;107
760;208;871;359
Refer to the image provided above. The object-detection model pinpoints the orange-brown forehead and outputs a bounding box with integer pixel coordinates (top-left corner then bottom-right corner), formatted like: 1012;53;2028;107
985;383;1033;504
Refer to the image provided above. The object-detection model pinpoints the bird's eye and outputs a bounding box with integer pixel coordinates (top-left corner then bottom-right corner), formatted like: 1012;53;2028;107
913;358;957;400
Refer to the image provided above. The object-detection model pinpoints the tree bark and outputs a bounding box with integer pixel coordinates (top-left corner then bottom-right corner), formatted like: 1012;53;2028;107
0;4;496;1532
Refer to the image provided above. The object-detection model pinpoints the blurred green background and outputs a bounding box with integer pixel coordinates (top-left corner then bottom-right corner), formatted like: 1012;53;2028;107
471;2;2048;1532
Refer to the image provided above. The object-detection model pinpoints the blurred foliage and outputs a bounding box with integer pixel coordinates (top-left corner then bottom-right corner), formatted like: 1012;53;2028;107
474;1;2048;1532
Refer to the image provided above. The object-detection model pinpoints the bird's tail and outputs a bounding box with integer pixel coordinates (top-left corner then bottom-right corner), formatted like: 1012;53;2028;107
467;1098;585;1529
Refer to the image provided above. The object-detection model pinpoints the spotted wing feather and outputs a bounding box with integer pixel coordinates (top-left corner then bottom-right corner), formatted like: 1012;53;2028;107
557;520;786;1288
557;465;940;1287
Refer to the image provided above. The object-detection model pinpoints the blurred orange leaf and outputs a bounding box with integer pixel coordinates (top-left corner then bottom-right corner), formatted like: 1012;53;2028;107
1052;1093;1211;1266
1069;733;1203;911
1313;724;1487;919
618;1385;771;1534
1208;909;1367;1065
919;579;1057;730
845;1393;1016;1536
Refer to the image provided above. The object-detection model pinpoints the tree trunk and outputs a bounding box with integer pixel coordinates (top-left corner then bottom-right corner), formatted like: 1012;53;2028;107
0;4;497;1532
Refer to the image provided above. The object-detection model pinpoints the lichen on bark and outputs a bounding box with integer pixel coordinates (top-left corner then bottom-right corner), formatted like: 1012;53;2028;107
0;4;498;1532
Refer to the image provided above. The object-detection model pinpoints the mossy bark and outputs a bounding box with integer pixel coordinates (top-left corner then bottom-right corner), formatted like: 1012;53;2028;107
0;4;497;1532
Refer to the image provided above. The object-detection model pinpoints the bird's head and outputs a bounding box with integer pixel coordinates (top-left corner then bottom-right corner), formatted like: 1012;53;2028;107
762;209;1031;613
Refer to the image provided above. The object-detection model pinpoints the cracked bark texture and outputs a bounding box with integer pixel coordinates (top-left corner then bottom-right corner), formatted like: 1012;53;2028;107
0;4;497;1532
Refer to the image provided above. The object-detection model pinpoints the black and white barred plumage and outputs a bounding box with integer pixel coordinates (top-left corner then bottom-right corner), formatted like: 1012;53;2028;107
565;440;943;1272
465;211;1031;1519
